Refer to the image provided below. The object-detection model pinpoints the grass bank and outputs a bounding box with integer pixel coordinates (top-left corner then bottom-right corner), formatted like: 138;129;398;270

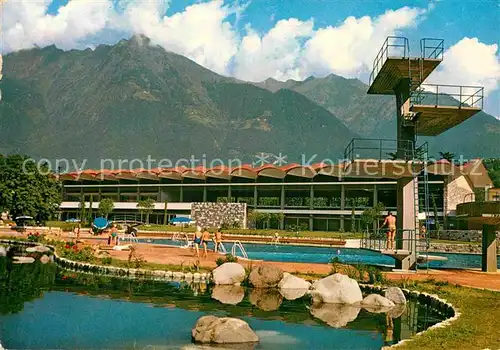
389;279;500;349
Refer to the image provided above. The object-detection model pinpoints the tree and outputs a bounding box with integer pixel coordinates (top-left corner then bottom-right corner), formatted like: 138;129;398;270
361;202;386;231
79;194;86;221
0;154;61;222
163;200;168;225
98;198;114;219
484;158;500;188
137;198;155;224
438;152;455;163
87;195;93;226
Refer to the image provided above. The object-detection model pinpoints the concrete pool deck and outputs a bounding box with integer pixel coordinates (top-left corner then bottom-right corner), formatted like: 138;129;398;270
1;230;499;291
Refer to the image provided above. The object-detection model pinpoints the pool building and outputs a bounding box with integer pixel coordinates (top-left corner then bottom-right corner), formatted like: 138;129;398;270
59;158;493;231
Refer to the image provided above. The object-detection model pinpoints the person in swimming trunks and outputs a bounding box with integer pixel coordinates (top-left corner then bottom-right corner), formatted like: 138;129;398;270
193;226;202;258
110;224;118;246
202;229;211;258
381;212;396;250
214;228;223;253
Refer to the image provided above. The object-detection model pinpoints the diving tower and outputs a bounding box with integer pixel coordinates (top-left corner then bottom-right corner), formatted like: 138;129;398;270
360;36;485;270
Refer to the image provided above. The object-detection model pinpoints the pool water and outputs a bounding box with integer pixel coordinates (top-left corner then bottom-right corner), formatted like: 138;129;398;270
139;239;499;269
0;257;447;349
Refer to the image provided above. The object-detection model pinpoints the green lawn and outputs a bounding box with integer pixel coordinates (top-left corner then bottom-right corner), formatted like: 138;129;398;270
389;280;500;349
137;224;362;239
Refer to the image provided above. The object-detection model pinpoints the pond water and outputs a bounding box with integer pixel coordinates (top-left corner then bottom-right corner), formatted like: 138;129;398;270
0;252;448;350
138;239;499;269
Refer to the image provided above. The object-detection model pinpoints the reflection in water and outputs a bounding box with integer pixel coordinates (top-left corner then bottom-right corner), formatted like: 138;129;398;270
0;252;448;349
310;303;361;328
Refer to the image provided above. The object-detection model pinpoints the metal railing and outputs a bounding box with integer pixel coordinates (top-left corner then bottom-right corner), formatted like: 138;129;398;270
360;229;428;253
411;84;484;109
420;38;444;60
344;138;421;162
231;241;248;259
369;36;410;86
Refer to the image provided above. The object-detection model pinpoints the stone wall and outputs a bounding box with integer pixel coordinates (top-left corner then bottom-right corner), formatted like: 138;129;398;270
445;175;474;216
430;229;500;243
191;202;247;229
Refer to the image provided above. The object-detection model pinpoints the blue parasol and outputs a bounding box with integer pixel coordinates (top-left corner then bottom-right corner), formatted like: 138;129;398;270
170;217;193;224
93;217;109;229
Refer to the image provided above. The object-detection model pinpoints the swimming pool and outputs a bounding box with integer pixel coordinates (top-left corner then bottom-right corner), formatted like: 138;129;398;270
0;257;446;349
138;238;500;269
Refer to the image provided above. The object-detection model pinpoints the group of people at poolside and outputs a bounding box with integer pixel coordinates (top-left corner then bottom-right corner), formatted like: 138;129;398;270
192;226;223;258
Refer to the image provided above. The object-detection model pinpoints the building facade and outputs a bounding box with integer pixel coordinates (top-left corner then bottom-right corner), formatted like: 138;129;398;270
59;160;491;231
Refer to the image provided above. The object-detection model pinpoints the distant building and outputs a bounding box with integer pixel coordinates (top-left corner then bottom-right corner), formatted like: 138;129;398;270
58;160;492;231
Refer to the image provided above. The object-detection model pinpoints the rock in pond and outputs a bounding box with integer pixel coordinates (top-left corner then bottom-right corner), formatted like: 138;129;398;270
212;285;245;305
40;255;51;264
26;245;51;253
249;288;283;311
310;303;361;328
360;294;395;313
310;273;362;304
278;272;311;300
249;265;283;288
13;256;35;264
192;315;259;346
0;246;7;257
212;263;246;285
384;287;407;305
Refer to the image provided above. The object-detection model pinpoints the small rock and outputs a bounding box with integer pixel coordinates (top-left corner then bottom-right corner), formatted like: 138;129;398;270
212;263;246;285
26;245;51;253
212;285;245;305
360;294;395;313
384;287;407;305
278;272;311;300
192;315;259;345
40;255;50;264
249;265;283;288
165;271;173;278
173;272;184;279
13;256;35;264
0;246;7;257
193;273;201;281
185;272;193;280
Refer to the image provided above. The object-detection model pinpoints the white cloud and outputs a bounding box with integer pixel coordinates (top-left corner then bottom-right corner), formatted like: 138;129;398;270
426;38;500;98
1;0;112;52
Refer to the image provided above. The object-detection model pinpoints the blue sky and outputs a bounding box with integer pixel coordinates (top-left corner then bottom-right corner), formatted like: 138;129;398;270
4;0;500;117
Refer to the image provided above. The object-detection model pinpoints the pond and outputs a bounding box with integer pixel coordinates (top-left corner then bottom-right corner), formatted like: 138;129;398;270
0;252;448;349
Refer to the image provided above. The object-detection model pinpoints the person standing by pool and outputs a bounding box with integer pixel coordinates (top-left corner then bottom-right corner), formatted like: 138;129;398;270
202;228;211;258
193;226;202;258
381;212;396;250
214;228;223;253
110;224;118;246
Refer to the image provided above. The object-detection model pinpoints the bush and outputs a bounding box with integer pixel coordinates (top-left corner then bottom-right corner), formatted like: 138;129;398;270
27;232;45;242
216;254;238;266
59;243;94;262
101;257;112;265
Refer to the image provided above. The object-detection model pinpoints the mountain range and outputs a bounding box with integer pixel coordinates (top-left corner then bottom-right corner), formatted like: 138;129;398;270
0;35;498;168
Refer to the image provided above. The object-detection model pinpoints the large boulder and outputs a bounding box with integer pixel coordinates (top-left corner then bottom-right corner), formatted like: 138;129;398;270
310;273;362;304
249;288;283;311
278;273;311;300
212;263;246;285
192;316;259;345
249;265;283;288
26;245;51;253
310;303;361;328
360;294;395;313
384;287;407;305
211;285;245;305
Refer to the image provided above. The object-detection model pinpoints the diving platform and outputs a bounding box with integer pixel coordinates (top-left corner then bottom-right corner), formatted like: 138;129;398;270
457;201;500;272
368;58;441;95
